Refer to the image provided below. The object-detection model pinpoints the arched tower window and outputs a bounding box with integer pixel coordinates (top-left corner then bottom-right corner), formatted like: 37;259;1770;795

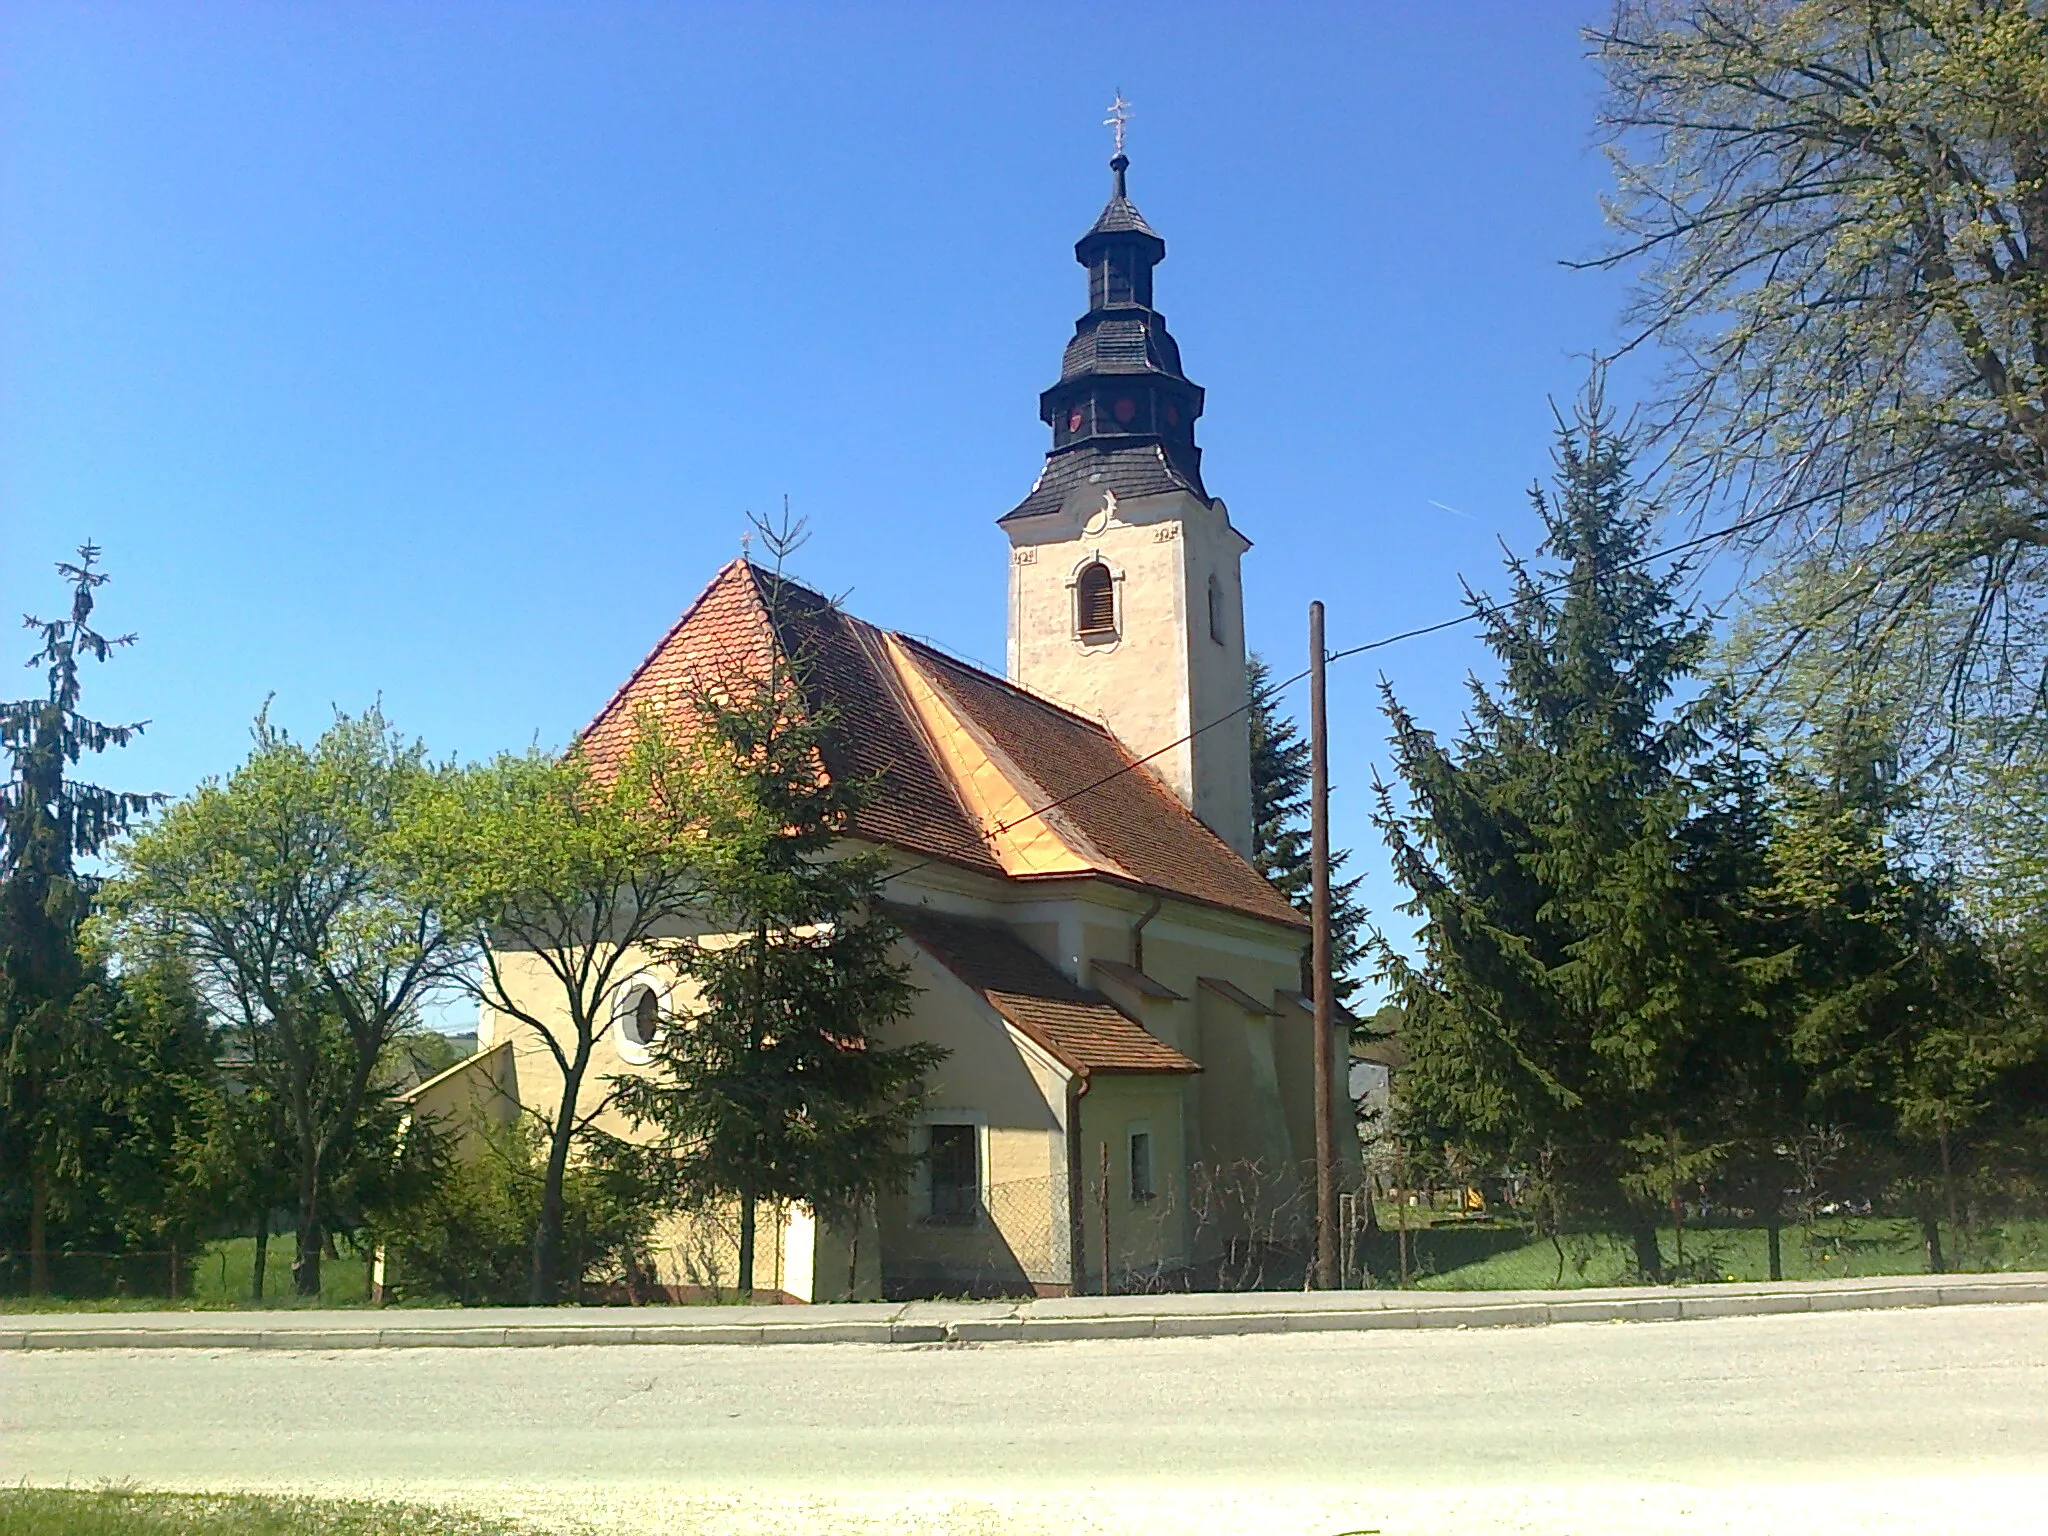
1208;574;1226;644
1076;562;1117;638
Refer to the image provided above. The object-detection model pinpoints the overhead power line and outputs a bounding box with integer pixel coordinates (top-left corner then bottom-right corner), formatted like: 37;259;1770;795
878;503;1783;886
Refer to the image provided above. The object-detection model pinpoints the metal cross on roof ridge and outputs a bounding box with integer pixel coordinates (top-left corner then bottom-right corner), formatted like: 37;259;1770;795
1104;91;1131;158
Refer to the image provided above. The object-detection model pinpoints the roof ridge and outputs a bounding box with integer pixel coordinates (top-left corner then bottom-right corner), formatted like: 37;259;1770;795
896;637;1305;930
885;635;1129;879
845;620;995;867
888;632;1120;736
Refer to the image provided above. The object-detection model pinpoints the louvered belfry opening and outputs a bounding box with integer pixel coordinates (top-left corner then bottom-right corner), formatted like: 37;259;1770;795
1076;562;1116;637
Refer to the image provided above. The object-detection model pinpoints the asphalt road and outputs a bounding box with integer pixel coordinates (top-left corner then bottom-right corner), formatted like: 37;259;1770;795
6;1305;2045;1536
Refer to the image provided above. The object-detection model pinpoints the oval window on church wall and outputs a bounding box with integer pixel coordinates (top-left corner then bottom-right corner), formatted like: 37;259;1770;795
1113;396;1137;425
1076;563;1117;638
612;981;663;1065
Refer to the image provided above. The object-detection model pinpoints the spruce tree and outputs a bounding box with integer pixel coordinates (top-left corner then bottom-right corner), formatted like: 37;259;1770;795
1768;717;2030;1271
608;515;945;1302
0;547;160;1293
1246;654;1368;1006
1375;387;1757;1279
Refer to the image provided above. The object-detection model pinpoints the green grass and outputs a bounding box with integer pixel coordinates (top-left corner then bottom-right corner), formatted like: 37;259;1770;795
0;1490;563;1536
1363;1211;2048;1289
0;1236;423;1314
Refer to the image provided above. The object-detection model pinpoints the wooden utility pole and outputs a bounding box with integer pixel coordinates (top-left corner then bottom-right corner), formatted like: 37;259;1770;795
1309;600;1339;1289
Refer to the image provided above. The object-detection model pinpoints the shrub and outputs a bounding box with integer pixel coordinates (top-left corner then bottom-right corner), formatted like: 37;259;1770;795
371;1122;652;1305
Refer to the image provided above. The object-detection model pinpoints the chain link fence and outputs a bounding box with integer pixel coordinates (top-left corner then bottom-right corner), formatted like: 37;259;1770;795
0;1235;380;1305
16;1135;2041;1303
1353;1131;2048;1288
880;1159;1343;1298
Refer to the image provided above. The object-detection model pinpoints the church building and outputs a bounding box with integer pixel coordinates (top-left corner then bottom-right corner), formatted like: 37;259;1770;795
410;147;1355;1300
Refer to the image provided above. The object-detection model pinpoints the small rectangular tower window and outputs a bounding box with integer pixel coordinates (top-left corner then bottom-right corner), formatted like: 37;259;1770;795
1208;574;1226;644
1128;1127;1155;1203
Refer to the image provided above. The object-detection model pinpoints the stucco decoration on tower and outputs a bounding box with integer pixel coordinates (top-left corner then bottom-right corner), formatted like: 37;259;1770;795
1003;138;1256;860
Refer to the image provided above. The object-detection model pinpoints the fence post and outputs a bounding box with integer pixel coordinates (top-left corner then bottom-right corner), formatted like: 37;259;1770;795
1098;1140;1111;1297
1338;1193;1354;1289
1395;1145;1411;1287
169;1242;178;1301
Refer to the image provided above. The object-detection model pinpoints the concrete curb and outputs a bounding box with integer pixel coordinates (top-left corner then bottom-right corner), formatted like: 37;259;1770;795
4;1272;2043;1352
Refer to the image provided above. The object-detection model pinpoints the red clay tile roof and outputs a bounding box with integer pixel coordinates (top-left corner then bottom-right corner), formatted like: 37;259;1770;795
578;560;1304;929
894;638;1305;928
580;562;999;877
892;906;1198;1077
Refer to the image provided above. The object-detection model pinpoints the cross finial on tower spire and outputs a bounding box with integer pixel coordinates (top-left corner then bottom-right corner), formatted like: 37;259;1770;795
1104;91;1131;158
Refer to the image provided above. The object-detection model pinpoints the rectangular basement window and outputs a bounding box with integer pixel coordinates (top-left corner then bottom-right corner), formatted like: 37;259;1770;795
927;1122;980;1226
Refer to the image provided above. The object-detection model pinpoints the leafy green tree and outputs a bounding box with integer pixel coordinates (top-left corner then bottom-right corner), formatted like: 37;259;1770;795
1247;655;1369;1006
1591;0;2048;769
608;521;944;1303
1374;389;1762;1279
1;546;161;1293
111;708;463;1296
392;731;714;1303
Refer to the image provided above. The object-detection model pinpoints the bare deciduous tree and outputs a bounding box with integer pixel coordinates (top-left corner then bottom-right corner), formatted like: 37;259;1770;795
1590;1;2048;731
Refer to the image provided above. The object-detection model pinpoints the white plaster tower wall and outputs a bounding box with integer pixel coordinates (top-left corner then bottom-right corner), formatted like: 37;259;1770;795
1006;483;1254;859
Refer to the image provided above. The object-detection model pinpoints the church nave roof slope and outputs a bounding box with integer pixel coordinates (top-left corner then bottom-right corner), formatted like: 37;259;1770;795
577;559;1303;930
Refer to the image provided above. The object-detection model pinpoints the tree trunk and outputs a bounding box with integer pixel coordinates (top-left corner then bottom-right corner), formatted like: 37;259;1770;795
251;1216;269;1302
737;1191;757;1304
530;1103;579;1305
1631;1223;1665;1283
1766;1224;1782;1283
1922;1214;1946;1275
292;1153;323;1298
27;1164;50;1298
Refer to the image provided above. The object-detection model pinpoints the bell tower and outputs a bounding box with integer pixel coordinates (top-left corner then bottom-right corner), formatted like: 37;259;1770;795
1001;142;1254;860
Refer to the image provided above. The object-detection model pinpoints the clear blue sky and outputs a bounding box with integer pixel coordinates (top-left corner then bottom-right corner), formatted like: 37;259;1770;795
3;2;1631;999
